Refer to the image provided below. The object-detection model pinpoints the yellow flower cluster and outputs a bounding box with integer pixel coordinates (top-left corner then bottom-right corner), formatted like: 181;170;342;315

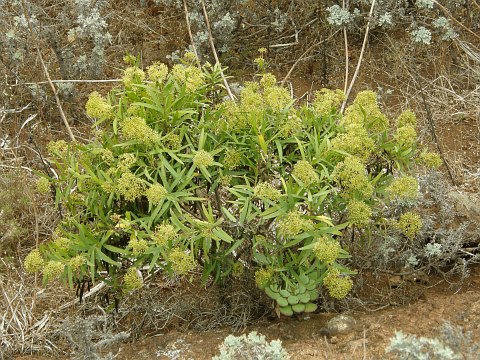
253;182;282;202
331;123;375;161
264;86;291;112
122;66;146;88
417;151;442;169
169;248;196;275
343;90;389;133
146;183;168;205
312;88;345;115
386;176;419;201
292;160;319;187
277;210;314;238
396;109;417;127
24;249;44;273
278;114;304;138
47;140;68;157
53;237;72;251
163;133;182;150
171;64;205;93
43;261;64;280
36;177;50;194
100;149;114;165
394;125;417;148
129;235;148;256
240;82;264;113
118;153;137;171
123;267;143;292
117;172;146;201
193;150;214;167
323;268;353;299
147;62;168;83
347;199;372;227
332;156;373;198
260;73;277;88
313;237;341;265
223;148;242;170
126;104;144;117
68;254;86;270
396;212;422;239
254;268;274;290
219;175;232;187
85;91;112;120
153;224;178;246
121;116;161;146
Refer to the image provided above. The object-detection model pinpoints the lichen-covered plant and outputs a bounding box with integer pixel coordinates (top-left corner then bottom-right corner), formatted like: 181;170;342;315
26;53;438;315
212;331;289;360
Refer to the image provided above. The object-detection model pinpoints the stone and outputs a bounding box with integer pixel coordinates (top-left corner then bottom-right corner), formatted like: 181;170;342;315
319;314;357;336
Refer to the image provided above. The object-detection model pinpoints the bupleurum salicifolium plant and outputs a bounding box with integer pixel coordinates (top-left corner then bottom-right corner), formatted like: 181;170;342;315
25;52;440;316
0;0;111;79
212;331;289;360
386;321;480;360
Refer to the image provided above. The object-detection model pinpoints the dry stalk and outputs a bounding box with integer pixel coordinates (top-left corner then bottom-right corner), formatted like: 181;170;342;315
343;0;349;95
182;0;200;65
341;0;377;113
20;0;76;142
200;0;236;102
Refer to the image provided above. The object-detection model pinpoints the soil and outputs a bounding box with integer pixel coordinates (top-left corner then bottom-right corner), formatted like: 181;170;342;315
14;265;480;359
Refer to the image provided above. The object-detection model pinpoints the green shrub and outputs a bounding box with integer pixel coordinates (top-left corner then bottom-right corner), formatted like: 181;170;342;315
26;54;436;314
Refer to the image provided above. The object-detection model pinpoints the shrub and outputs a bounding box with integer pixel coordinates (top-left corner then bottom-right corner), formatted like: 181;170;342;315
26;54;435;315
212;331;289;360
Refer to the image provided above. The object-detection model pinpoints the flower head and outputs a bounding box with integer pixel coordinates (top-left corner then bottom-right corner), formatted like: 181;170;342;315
253;182;282;202
343;90;389;133
47;140;68;157
396;110;417;128
171;64;205;92
53;237;72;251
277;210;314;238
292;160;319;187
417;151;442;169
394;125;417;148
146;183;168;205
331;123;375;161
386;176;419;201
152;224;178;246
322;268;353;299
69;255;86;270
223;148;242;169
128;236;148;256
24;249;44;273
147;62;168;83
43;261;64;280
313;237;341;265
254;268;274;290
117;172;146;202
347;199;372;227
85;91;112;120
332;156;373;198
313;88;345;115
36;177;50;194
123;267;143;292
263;86;291;112
122;66;145;87
169;248;196;276
193;150;214;167
121;116;161;145
396;212;423;239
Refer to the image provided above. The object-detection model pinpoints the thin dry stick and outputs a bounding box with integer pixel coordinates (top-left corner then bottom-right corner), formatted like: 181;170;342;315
20;0;75;142
200;0;236;101
341;0;376;113
433;0;480;42
10;79;122;87
343;0;349;95
280;30;340;86
182;0;200;65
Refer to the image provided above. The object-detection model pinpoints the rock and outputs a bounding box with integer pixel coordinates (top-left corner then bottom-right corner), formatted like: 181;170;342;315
319;315;357;337
447;191;480;223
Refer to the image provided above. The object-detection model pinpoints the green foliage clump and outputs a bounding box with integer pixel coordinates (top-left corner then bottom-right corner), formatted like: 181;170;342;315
27;55;430;314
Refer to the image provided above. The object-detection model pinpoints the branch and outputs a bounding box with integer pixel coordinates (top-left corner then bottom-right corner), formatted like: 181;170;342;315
341;0;376;113
200;0;236;102
342;0;349;95
9;79;122;87
182;0;200;64
20;0;75;142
